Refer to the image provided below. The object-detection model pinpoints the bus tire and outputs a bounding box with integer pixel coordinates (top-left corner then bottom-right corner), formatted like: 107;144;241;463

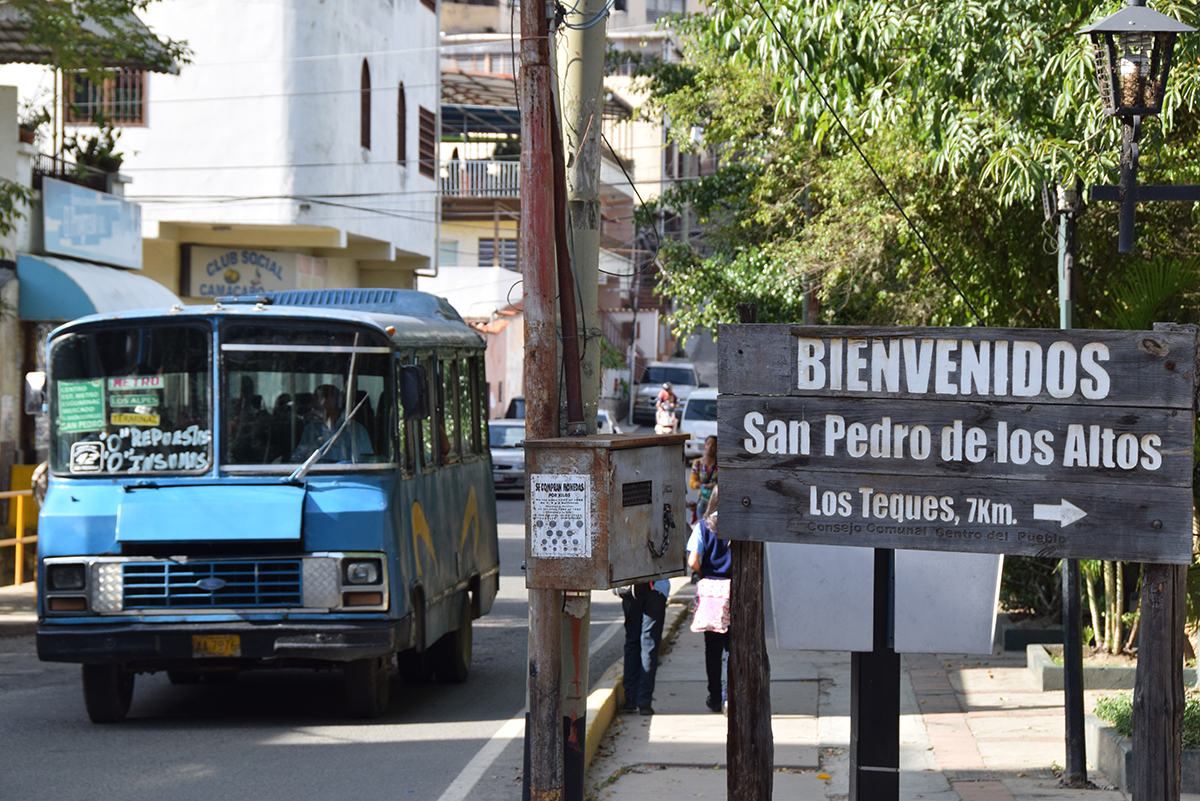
82;664;135;723
431;594;472;684
344;655;391;719
396;648;432;684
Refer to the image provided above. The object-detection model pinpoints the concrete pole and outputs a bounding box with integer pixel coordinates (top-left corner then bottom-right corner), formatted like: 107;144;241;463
554;7;606;799
554;0;607;431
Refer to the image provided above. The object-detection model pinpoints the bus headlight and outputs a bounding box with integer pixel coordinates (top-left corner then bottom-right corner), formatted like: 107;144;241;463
47;563;86;591
344;560;381;585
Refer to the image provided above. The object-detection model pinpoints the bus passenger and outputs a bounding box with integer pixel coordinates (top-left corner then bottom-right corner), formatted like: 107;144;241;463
291;384;374;463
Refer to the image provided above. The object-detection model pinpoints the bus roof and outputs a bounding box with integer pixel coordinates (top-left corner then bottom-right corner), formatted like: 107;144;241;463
50;289;485;350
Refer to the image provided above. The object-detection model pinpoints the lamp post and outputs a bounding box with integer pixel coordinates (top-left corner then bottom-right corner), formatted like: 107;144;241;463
1079;0;1197;252
1041;179;1089;786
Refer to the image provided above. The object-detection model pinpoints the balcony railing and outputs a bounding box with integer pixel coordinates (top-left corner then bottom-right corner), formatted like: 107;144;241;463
32;153;109;193
440;159;520;198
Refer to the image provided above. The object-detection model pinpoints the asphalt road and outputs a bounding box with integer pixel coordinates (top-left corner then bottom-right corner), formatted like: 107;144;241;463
0;497;628;801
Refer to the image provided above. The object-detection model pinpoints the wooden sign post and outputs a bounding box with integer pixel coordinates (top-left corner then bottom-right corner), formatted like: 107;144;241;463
719;323;1198;800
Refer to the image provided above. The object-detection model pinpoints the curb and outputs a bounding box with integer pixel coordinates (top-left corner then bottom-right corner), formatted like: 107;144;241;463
583;598;692;771
0;619;36;636
1026;643;1198;691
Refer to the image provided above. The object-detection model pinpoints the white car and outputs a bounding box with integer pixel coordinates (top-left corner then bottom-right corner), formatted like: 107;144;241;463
488;419;526;494
631;361;704;426
680;387;718;459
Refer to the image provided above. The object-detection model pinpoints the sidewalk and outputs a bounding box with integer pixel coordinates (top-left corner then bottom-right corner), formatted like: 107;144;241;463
0;581;36;636
584;581;1199;801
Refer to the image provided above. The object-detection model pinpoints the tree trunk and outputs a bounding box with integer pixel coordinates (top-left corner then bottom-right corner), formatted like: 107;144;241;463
1085;568;1102;649
1104;561;1116;653
1114;562;1125;655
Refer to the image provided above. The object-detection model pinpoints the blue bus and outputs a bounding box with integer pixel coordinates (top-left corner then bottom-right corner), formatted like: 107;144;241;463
35;289;500;722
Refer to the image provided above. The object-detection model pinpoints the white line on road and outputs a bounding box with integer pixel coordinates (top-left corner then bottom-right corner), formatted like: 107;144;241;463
435;716;525;801
436;617;625;801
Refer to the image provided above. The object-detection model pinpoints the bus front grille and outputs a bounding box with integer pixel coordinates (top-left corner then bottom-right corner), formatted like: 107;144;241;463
122;561;304;608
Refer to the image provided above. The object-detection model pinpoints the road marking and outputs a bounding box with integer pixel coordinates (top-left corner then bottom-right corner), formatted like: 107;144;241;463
1033;499;1087;527
436;715;525;801
436;617;625;801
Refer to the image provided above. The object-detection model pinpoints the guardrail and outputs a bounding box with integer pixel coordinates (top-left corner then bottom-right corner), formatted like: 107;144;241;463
0;490;36;587
440;159;520;198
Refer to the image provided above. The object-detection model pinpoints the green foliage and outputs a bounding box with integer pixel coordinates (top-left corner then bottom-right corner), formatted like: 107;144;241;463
0;180;33;260
634;0;1200;336
10;0;190;79
1095;691;1200;749
66;122;123;173
999;556;1062;621
600;336;627;370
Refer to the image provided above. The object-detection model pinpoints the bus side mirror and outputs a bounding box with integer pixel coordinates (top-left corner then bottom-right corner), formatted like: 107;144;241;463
24;372;45;415
399;365;427;421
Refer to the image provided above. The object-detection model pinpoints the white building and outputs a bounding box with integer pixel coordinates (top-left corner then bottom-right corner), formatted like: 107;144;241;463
0;0;443;298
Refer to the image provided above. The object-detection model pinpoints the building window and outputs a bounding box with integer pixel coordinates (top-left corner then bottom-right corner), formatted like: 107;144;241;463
64;69;146;125
478;238;518;270
439;240;459;266
360;60;371;150
418;106;436;178
397;84;407;165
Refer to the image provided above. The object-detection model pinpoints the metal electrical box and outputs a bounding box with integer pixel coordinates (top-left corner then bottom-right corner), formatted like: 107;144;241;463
524;433;688;590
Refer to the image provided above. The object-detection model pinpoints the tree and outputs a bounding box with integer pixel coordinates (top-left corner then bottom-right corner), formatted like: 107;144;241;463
635;1;1200;332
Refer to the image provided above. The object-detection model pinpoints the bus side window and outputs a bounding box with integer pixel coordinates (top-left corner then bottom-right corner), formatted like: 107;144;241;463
396;362;415;475
419;356;436;470
441;358;460;463
474;356;487;454
457;356;474;457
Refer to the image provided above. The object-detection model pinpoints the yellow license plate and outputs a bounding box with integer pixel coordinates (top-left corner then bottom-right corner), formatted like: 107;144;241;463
192;634;241;658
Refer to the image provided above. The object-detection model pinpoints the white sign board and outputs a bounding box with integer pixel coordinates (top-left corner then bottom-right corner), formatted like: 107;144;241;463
185;246;327;298
530;474;592;558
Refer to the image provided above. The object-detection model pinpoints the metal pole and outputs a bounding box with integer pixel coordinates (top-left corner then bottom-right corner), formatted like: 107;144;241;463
1119;117;1140;254
849;548;899;801
521;0;563;794
1056;203;1088;787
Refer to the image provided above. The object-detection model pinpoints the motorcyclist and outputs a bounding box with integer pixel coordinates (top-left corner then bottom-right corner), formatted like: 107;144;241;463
654;382;678;434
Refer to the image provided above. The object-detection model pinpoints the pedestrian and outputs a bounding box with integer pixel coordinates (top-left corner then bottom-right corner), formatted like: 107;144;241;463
687;487;730;713
689;435;717;518
619;578;670;716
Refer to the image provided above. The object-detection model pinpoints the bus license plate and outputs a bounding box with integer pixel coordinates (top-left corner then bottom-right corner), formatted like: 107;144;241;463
192;634;241;658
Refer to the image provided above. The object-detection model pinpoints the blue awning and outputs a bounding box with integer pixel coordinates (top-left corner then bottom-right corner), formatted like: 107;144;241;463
17;253;181;321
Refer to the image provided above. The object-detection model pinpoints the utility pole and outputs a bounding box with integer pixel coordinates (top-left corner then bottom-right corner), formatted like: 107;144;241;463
520;0;563;797
554;4;607;798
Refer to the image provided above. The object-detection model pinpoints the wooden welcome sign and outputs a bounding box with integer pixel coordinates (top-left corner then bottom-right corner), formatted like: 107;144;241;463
718;325;1197;564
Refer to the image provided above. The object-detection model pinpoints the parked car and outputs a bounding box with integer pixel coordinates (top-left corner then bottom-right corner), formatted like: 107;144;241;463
504;396;525;419
631;361;704;426
489;419;526;493
597;408;621;434
680;387;718;458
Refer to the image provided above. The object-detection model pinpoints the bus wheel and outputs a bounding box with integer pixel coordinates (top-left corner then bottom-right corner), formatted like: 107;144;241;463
431;594;472;684
396;648;432;684
344;655;391;719
82;664;135;723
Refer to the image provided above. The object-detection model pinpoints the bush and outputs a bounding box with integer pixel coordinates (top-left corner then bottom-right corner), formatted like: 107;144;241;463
1095;691;1200;750
999;556;1062;622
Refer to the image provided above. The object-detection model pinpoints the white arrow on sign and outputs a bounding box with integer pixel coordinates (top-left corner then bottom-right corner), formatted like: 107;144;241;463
1033;499;1088;527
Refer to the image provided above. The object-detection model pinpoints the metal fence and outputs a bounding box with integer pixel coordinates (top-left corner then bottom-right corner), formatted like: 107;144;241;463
0;490;36;587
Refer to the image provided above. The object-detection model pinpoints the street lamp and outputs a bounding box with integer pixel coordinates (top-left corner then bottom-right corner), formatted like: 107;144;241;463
1079;0;1197;252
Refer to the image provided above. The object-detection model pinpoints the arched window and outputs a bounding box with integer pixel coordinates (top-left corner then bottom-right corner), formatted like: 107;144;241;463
360;60;371;150
397;83;407;165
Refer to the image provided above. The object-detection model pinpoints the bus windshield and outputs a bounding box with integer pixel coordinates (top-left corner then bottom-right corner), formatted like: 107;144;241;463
49;324;213;476
220;323;395;470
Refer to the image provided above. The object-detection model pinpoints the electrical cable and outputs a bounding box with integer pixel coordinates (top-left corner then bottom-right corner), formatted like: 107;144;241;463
600;129;662;277
749;0;986;325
